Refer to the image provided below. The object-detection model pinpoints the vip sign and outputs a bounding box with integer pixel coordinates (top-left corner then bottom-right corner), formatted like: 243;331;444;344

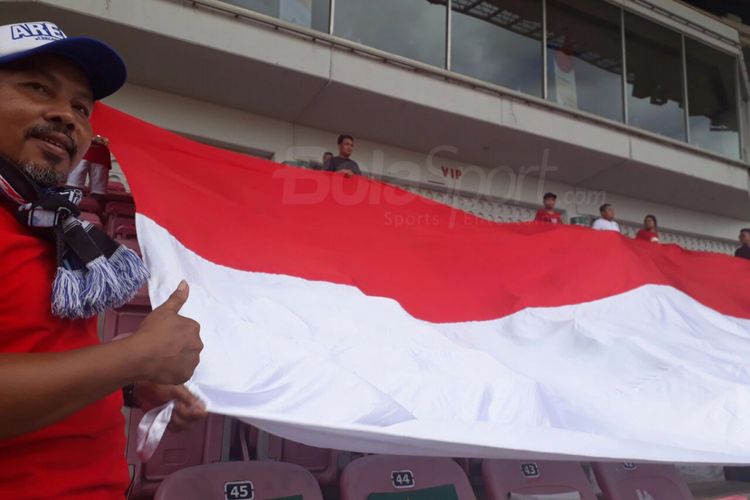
441;166;463;180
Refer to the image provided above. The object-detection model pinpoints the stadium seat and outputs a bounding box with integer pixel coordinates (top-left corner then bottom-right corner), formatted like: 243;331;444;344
128;412;226;500
99;191;134;205
79;211;103;229
126;284;150;308
104;200;135;219
101;308;149;342
340;455;476;500
114;225;138;241
107;180;126;192
78;196;102;215
106;215;135;237
592;462;695;500
263;434;340;486
153;461;324;500
117;237;142;255
481;460;596;500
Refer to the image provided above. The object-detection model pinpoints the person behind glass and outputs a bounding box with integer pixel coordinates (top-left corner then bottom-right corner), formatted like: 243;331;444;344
635;214;659;242
735;228;750;260
592;203;620;232
323;134;361;178
534;192;563;224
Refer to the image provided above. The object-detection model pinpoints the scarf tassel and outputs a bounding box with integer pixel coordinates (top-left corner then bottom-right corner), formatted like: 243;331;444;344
82;255;123;316
108;245;150;308
51;268;85;318
51;246;149;318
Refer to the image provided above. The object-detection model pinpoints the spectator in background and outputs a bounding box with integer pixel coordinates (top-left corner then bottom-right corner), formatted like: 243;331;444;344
66;134;111;195
311;151;334;171
534;192;563;224
323;134;361;177
736;228;750;260
636;214;659;242
592;203;620;232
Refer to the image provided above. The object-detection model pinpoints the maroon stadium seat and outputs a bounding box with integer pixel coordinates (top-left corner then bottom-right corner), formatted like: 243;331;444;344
592;462;694;500
124;283;150;308
104;200;135;219
78;196;101;215
114;224;138;240
265;434;340;486
128;413;227;500
482;460;596;500
79;211;103;229
340;455;476;500
107;180;126;192
101;308;148;343
153;461;323;500
100;191;134;205
106;215;134;237
117;237;142;255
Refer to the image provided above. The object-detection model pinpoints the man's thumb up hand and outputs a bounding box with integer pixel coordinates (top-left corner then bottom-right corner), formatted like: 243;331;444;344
129;280;203;385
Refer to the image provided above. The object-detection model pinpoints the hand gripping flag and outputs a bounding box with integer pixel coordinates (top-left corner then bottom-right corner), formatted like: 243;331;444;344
92;104;750;464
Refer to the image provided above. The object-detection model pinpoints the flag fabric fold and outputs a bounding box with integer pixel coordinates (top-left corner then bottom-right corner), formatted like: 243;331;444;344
92;104;750;463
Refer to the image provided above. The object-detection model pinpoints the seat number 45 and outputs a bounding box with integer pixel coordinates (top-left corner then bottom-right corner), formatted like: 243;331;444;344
224;480;253;500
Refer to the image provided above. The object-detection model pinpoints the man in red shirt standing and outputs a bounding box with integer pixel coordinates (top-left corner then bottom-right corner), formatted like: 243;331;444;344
66;134;112;194
0;21;205;499
534;192;563;224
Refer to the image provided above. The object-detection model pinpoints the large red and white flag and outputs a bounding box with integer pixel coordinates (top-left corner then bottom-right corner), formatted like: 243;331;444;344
93;104;750;463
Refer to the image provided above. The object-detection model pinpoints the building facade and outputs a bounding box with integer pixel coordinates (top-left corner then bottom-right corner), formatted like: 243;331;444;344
2;0;748;253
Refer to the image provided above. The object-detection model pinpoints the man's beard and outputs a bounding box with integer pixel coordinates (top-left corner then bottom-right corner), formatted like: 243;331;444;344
20;161;67;188
20;123;77;188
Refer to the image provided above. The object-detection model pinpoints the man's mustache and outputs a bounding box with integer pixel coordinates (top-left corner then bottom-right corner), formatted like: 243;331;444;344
25;124;78;158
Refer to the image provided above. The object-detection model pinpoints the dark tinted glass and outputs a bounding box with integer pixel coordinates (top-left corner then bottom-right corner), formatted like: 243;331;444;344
546;0;623;121
686;38;740;159
451;0;543;97
334;0;447;67
625;13;686;140
220;0;331;32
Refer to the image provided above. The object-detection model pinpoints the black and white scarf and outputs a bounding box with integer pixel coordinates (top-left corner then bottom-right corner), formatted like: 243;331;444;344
0;157;148;318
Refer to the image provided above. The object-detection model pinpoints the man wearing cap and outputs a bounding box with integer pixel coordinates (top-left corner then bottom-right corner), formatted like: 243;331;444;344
534;192;563;224
0;21;205;498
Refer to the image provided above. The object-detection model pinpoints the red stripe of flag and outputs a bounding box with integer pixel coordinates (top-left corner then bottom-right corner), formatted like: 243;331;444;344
92;103;750;322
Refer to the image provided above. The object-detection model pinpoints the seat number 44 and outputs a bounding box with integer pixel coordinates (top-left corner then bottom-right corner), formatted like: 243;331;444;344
391;470;415;489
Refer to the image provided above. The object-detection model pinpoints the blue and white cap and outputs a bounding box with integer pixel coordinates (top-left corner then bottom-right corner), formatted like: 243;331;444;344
0;21;126;100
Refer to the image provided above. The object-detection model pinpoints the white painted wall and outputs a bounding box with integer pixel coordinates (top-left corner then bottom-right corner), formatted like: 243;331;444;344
104;83;747;246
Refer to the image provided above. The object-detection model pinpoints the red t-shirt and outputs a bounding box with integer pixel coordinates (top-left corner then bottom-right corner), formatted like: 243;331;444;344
534;209;563;224
0;208;128;499
636;229;659;242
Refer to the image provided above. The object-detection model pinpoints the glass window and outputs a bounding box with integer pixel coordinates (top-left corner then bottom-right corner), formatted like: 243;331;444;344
685;38;740;159
624;13;686;140
334;0;447;67
451;0;543;97
546;0;623;121
220;0;330;33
